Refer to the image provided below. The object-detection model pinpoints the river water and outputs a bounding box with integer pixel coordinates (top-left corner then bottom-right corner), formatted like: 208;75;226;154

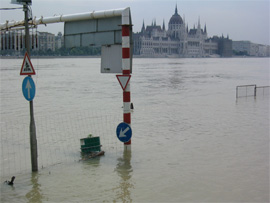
0;57;269;202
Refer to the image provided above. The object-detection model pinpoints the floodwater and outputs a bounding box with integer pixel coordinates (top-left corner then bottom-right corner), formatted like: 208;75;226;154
0;57;269;202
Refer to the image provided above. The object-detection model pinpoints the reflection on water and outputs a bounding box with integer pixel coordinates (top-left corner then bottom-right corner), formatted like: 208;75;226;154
25;172;43;203
113;149;134;202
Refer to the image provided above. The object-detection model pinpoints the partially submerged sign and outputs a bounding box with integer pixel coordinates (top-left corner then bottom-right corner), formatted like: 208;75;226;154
116;122;132;143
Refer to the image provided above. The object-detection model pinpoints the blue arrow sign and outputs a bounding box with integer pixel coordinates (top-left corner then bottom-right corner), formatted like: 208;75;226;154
116;122;132;143
22;76;36;101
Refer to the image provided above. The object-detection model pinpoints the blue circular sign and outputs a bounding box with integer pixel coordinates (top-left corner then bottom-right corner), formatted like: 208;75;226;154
116;122;132;143
22;76;36;101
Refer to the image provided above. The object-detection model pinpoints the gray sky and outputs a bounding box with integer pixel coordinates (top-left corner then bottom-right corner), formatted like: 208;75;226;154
1;0;269;45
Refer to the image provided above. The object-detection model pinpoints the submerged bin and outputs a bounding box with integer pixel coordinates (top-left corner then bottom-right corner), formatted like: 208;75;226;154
80;137;101;154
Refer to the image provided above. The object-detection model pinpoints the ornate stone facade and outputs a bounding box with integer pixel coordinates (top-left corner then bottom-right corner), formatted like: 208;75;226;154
133;5;218;58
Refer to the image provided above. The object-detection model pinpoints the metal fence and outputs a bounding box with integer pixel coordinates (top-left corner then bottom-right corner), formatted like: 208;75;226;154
1;110;123;178
236;84;270;98
236;84;257;98
255;86;270;97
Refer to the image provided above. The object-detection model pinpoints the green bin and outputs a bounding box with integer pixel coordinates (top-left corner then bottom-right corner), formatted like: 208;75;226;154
80;137;101;154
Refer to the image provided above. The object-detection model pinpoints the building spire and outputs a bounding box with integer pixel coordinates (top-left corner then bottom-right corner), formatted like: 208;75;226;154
198;16;201;29
141;19;145;33
162;19;165;30
204;23;207;33
175;3;178;15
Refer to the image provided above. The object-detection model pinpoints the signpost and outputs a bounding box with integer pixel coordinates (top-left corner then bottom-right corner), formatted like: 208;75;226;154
14;0;38;172
116;122;132;143
121;24;132;148
62;8;133;149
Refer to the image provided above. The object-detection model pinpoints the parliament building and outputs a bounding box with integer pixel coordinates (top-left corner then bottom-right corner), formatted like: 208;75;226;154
133;5;232;57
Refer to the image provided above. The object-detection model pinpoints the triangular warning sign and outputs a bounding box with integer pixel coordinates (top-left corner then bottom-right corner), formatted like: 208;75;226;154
116;75;131;91
20;52;36;75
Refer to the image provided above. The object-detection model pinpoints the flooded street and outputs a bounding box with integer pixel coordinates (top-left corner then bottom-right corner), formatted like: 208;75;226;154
1;58;269;202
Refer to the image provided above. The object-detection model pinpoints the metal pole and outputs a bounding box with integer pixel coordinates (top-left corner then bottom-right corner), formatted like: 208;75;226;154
24;3;38;172
122;25;131;150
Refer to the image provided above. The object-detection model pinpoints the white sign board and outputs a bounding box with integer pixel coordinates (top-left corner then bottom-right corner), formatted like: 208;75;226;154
101;45;122;73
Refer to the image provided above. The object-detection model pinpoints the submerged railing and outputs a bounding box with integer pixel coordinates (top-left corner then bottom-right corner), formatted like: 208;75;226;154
236;84;270;98
255;86;270;96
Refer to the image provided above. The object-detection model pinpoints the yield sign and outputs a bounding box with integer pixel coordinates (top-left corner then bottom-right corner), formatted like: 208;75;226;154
20;52;36;75
116;75;131;91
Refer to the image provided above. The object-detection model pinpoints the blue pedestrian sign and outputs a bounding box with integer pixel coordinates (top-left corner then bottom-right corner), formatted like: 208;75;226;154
22;76;36;101
116;122;132;143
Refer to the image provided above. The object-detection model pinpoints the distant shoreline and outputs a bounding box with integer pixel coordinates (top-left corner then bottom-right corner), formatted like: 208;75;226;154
0;55;268;59
0;55;101;59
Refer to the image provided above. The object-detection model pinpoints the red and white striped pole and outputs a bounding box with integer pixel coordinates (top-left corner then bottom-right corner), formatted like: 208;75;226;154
122;23;131;148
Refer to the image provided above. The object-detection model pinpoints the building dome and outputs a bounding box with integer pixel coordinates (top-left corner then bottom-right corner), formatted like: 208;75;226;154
169;5;183;25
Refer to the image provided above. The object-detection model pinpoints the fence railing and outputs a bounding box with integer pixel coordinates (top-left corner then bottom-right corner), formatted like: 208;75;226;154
236;84;269;98
236;84;256;98
1;110;123;178
255;86;270;96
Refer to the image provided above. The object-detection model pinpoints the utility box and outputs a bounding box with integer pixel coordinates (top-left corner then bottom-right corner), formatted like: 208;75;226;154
100;44;133;73
101;45;122;73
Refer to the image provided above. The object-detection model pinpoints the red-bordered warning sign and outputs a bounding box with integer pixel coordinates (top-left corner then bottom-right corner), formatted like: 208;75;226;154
116;75;131;91
20;52;36;75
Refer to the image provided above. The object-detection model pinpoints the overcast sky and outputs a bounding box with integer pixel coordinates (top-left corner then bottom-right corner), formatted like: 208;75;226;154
1;0;269;45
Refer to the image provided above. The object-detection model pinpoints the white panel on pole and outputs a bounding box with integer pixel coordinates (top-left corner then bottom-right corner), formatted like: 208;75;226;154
101;45;122;73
